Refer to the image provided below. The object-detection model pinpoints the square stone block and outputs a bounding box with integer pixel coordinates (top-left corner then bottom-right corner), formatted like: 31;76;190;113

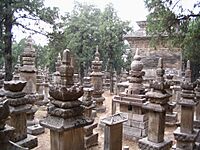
84;133;98;148
27;124;45;135
139;137;172;150
16;134;38;149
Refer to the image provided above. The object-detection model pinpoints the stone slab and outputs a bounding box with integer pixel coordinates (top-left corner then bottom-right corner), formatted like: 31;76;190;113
139;137;172;150
84;123;98;137
123;120;148;129
95;105;106;113
27;124;45;135
84;133;98;149
123;125;147;140
16;134;38;149
165;112;178;126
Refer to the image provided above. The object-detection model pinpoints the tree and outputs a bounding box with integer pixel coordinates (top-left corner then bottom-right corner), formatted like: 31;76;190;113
47;2;132;88
144;0;200;80
99;3;132;92
0;0;58;80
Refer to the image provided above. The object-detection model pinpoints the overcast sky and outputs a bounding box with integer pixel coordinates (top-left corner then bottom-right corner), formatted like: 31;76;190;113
13;0;148;45
13;0;196;45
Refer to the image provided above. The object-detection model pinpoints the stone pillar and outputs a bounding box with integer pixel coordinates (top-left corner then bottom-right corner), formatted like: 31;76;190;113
40;49;92;150
4;79;38;149
35;66;45;106
139;58;172;150
19;36;44;135
43;66;50;103
20;36;37;94
101;113;128;150
90;46;106;113
165;74;178;126
82;77;98;149
173;60;199;150
113;49;148;139
53;53;61;86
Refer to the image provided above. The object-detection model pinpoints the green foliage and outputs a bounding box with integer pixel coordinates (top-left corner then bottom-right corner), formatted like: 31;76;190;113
0;0;59;80
48;2;132;79
144;0;200;80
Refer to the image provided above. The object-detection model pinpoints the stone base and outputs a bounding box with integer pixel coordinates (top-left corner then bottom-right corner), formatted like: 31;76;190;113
16;134;38;149
194;120;200;129
123;114;148;140
173;127;199;150
123;125;147;140
27;124;45;135
95;105;106;113
139;137;172;150
84;123;98;148
165;112;178;126
50;127;85;150
84;133;98;149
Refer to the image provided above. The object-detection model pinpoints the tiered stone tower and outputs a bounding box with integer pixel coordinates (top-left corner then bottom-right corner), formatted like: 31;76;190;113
113;49;148;139
40;49;92;150
139;58;172;150
82;76;98;149
4;77;38;149
90;46;106;113
20;36;37;94
173;60;199;149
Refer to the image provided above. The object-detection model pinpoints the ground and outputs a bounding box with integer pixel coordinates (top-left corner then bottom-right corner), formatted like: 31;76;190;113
33;91;176;150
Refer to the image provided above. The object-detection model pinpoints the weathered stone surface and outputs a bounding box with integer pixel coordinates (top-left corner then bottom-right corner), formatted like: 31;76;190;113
173;60;198;149
90;46;106;113
139;58;172;150
139;137;172;150
102;113;128;150
50;127;85;150
27;124;45;135
40;49;92;150
112;49;148;140
84;133;98;148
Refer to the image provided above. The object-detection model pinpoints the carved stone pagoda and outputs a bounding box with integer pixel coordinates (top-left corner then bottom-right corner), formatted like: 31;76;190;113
20;36;44;135
113;49;148;139
4;77;38;149
90;46;106;113
82;76;98;149
173;60;199;150
138;58;172;150
40;49;92;150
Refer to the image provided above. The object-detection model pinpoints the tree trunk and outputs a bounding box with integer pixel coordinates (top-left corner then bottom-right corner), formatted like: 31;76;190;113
4;0;13;81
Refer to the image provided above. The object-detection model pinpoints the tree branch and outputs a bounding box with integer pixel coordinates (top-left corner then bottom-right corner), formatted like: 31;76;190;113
14;22;47;36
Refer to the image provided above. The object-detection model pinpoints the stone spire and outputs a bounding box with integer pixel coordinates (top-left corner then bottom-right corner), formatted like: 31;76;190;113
60;49;74;87
139;58;172;150
173;60;198;150
40;49;92;150
55;53;62;72
112;49;147;139
128;48;145;95
20;36;36;72
53;53;61;86
90;46;106;113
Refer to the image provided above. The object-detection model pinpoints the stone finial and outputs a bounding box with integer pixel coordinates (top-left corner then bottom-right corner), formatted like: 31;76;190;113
26;36;34;49
62;49;71;65
131;48;143;72
185;60;191;82
95;45;100;61
59;49;74;87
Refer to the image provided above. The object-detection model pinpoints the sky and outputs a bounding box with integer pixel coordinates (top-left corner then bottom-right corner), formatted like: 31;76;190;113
13;0;197;45
13;0;149;45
